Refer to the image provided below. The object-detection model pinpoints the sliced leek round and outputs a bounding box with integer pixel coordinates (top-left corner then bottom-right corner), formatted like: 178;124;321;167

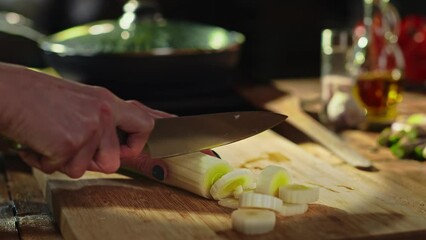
247;182;257;190
231;209;276;235
218;198;240;209
277;203;308;216
255;165;292;196
234;189;254;199
239;192;282;211
210;169;256;200
233;185;244;199
279;184;319;204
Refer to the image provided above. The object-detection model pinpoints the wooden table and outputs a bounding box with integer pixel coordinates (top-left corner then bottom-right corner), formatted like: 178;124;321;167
0;154;62;239
1;78;426;239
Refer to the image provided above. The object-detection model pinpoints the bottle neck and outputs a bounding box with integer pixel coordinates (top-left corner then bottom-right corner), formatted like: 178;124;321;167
363;0;400;43
356;0;404;73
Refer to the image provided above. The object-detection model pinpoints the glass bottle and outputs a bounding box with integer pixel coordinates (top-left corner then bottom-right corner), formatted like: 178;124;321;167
351;0;405;129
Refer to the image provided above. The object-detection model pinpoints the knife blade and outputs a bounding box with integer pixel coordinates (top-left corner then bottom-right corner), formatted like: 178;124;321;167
0;111;287;159
145;111;287;158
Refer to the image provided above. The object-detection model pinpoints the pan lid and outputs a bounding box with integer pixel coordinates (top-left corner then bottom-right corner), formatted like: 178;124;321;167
39;1;244;57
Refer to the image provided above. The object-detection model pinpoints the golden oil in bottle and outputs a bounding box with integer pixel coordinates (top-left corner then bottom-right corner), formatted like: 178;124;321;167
353;69;403;125
349;0;405;130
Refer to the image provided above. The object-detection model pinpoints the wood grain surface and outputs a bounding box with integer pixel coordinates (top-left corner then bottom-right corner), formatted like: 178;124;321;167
0;154;19;240
34;129;426;240
1;154;62;240
266;89;372;168
33;79;426;240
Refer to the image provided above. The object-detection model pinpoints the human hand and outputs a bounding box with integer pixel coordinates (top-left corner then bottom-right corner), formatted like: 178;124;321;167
0;63;173;178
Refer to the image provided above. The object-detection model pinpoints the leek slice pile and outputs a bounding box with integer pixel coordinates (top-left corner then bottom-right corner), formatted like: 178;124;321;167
132;150;320;236
211;165;320;235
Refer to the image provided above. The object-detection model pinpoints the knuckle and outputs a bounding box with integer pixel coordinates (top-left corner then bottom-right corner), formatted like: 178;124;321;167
126;99;138;105
146;117;155;131
127;100;146;109
93;86;115;100
91;86;115;114
96;99;115;121
59;135;81;154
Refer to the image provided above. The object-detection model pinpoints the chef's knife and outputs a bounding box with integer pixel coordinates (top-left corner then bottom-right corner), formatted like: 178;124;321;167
144;111;286;158
0;111;287;159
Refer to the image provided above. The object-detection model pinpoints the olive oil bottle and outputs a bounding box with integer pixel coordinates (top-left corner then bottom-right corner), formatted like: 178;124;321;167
354;69;403;124
351;0;405;129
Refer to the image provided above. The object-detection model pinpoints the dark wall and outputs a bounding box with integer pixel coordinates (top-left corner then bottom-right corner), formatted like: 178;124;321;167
149;0;360;82
0;0;424;82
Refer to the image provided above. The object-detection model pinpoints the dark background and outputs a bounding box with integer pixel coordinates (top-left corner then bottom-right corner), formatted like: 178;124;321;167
1;0;424;82
0;0;425;115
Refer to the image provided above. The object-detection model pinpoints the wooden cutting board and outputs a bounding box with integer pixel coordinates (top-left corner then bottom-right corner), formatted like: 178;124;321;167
34;130;426;240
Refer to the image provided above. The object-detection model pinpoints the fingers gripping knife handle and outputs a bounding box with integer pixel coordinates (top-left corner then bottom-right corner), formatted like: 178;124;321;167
116;128;167;180
116;128;151;155
116;129;167;180
0;128;165;178
0;128;153;160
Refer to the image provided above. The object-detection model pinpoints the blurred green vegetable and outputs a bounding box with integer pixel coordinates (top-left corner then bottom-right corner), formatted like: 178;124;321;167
406;114;426;126
389;136;426;159
378;114;426;161
378;127;392;146
414;143;426;160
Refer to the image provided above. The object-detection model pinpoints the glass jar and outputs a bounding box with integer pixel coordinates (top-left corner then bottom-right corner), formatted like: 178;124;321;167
320;28;365;131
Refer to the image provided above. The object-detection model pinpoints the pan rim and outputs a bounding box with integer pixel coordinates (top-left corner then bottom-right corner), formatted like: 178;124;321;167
39;19;245;57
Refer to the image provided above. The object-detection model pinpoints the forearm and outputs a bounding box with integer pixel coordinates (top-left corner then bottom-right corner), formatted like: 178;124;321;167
0;62;64;141
0;62;29;137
